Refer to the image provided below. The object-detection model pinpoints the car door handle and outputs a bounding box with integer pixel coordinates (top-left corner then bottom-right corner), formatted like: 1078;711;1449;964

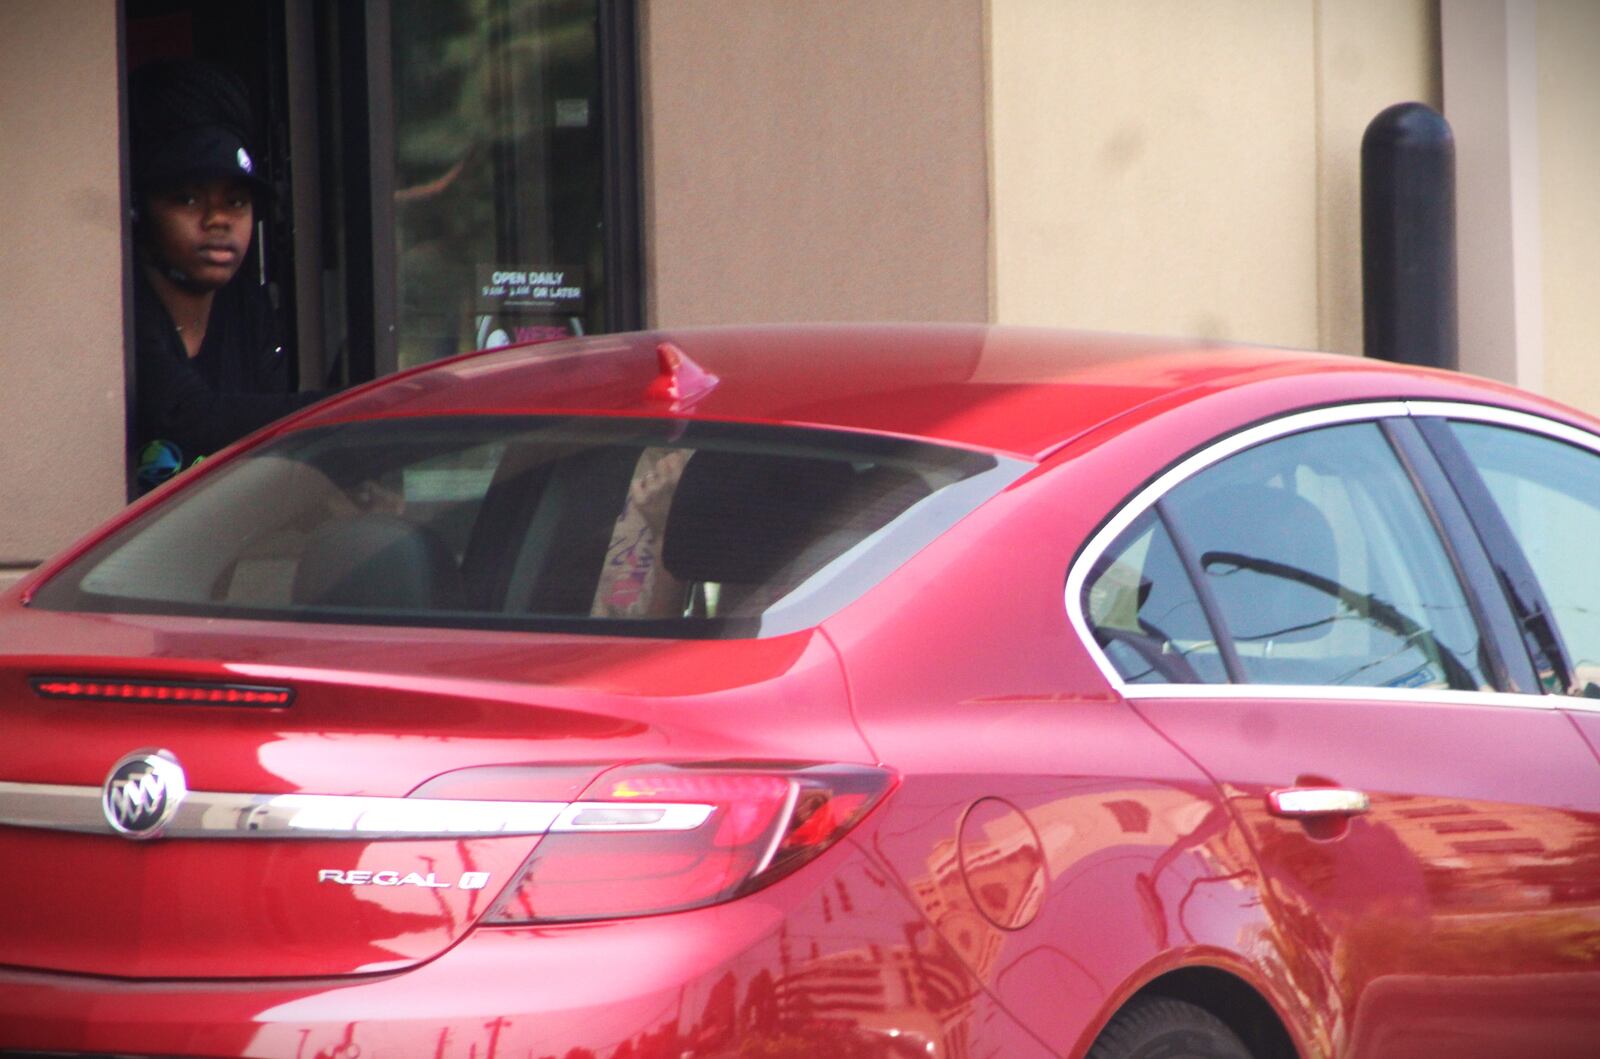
1266;787;1370;818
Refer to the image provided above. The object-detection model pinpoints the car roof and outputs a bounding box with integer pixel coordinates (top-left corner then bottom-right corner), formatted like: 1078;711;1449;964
298;324;1571;460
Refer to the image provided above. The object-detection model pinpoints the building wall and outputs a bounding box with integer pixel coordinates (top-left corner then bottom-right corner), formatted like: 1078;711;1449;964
1313;0;1441;357
640;0;990;326
0;0;128;591
1536;0;1600;415
988;0;1438;353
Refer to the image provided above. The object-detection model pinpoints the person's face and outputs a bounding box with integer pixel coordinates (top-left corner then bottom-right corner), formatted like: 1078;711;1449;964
142;177;254;289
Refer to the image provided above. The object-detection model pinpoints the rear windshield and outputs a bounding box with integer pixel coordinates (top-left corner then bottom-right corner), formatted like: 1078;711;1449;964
34;417;1023;638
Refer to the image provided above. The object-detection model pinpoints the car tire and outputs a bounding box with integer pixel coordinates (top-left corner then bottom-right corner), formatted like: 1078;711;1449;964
1085;996;1253;1059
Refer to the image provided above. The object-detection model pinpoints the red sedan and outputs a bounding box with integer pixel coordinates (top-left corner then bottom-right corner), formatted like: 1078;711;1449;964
2;325;1598;1058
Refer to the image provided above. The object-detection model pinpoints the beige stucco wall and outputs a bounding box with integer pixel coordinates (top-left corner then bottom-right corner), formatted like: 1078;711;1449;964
1314;0;1440;356
0;0;128;590
1536;0;1600;416
989;0;1437;353
640;0;990;326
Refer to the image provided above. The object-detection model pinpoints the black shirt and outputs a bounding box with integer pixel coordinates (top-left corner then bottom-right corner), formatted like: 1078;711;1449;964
133;269;325;488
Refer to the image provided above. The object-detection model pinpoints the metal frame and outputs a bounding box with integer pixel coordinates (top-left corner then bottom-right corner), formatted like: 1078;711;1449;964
335;0;396;382
599;0;645;332
0;780;715;840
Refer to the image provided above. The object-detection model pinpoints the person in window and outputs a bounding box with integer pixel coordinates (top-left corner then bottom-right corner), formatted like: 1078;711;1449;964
128;59;330;492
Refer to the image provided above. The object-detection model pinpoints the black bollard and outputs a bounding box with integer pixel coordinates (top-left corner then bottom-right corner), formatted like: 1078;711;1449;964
1361;102;1457;370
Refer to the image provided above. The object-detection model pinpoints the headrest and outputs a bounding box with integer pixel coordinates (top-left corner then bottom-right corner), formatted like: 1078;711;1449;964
293;513;464;611
1184;484;1340;645
662;451;857;586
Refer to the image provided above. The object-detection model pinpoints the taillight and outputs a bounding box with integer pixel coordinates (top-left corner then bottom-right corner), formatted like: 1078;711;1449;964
485;763;893;924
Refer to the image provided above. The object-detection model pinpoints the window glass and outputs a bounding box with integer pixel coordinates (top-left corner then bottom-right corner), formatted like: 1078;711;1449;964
1451;423;1600;696
392;0;606;366
33;417;1022;640
1161;423;1487;689
1083;509;1227;684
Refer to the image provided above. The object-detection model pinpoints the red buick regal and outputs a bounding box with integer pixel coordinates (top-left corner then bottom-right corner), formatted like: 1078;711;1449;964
2;326;1598;1058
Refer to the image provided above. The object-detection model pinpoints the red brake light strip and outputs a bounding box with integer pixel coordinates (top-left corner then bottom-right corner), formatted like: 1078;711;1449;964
31;677;294;707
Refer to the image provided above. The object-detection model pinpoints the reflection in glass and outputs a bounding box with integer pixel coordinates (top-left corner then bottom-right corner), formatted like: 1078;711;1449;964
1453;423;1600;697
34;417;1011;641
1165;424;1487;689
392;0;605;366
1083;509;1228;684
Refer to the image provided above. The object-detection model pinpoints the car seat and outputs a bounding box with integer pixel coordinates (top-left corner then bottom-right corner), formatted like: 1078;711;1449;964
292;512;465;611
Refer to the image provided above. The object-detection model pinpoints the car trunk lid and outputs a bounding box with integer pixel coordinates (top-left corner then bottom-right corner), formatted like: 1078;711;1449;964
0;607;861;980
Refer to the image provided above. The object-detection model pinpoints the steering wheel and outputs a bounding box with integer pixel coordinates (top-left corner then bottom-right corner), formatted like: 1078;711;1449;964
1095;624;1202;683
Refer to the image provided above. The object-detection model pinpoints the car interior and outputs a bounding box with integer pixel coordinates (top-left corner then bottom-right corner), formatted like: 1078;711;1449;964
63;420;952;635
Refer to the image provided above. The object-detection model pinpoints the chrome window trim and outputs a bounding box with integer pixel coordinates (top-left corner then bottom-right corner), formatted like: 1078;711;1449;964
0;782;714;840
1110;684;1556;710
1404;400;1600;457
1065;399;1600;705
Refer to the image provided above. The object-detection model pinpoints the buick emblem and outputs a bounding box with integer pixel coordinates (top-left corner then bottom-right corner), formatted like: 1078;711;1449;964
102;749;187;840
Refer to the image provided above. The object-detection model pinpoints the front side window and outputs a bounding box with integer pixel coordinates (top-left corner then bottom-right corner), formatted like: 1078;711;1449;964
1083;421;1489;689
32;417;1022;639
1451;422;1600;696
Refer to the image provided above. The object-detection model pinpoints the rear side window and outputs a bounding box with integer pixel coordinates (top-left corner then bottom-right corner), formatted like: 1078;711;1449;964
1082;509;1227;684
1083;421;1489;690
1451;422;1600;696
32;417;1023;638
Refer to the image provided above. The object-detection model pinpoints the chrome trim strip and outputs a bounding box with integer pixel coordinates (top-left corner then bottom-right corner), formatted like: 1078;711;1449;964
1403;400;1600;456
1063;399;1595;706
0;782;108;833
1110;684;1555;709
0;782;715;840
552;802;716;832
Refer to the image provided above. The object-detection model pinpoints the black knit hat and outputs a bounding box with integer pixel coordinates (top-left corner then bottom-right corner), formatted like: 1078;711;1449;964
129;59;271;198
